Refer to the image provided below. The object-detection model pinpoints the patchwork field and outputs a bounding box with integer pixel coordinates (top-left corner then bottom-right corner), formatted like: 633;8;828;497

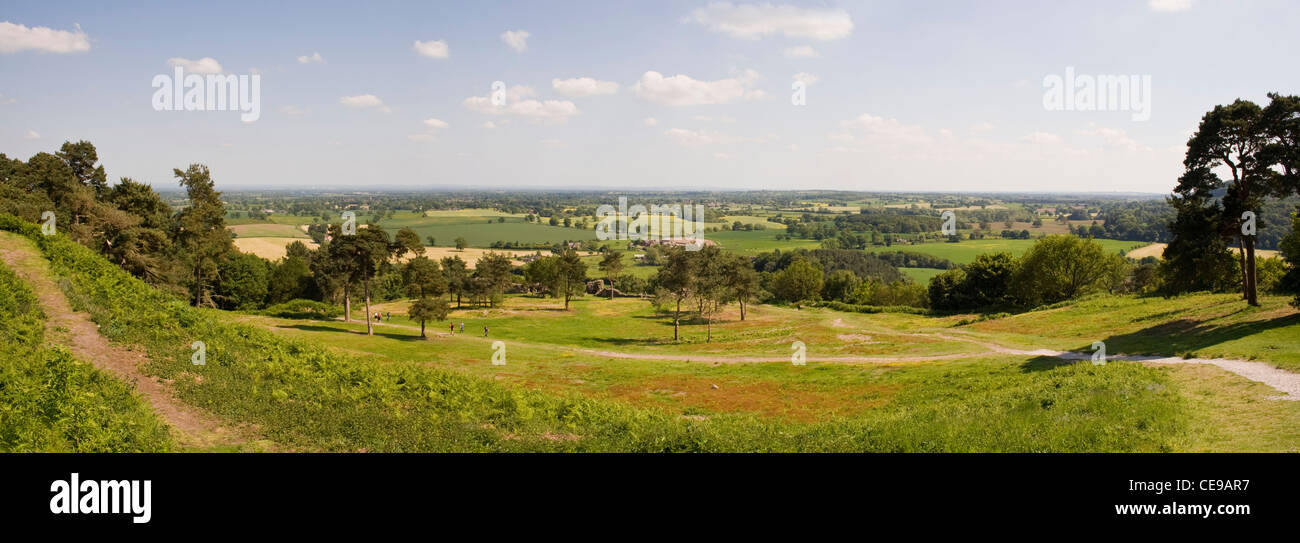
1127;242;1282;260
233;237;320;260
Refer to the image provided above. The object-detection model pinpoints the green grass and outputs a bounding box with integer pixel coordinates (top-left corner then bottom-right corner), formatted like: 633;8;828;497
708;229;821;254
869;238;1145;266
957;292;1300;372
0;235;171;452
899;267;944;283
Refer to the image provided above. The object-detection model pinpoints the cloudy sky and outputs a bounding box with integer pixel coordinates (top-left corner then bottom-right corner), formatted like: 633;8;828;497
1;0;1297;193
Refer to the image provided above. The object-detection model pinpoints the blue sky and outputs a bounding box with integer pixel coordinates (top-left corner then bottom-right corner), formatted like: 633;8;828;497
2;0;1297;193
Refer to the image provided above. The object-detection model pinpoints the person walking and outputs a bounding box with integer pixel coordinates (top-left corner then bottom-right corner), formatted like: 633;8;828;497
450;322;455;334
483;325;489;337
459;322;465;333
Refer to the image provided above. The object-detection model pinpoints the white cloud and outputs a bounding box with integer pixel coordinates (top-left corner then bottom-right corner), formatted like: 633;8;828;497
483;121;500;129
634;70;766;106
296;51;324;64
841;114;933;146
793;72;819;86
1078;124;1151;152
1149;0;1193;12
970;122;994;133
462;89;580;123
423;118;449;129
167;57;223;74
782;45;819;58
692;115;737;123
664;128;765;147
552;77;620;97
643;117;659;127
340;94;391;113
0;21;90;54
688;3;854;41
413;39;449;59
713;152;733;160
500;30;530;53
0;93;15;105
1023;131;1063;145
24;129;40;140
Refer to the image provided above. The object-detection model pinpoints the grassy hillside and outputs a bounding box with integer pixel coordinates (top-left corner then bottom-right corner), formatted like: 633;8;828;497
0;244;171;452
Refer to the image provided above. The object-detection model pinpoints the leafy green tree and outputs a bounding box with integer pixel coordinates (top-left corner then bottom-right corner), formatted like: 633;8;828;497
597;250;625;299
56;140;108;197
395;227;423;257
267;254;315;304
822;269;860;303
722;253;760;321
454;236;468;251
1013;235;1128;307
771;259;823;303
173;164;231;307
555;248;588;310
216;252;270;310
524;255;558;296
408;297;449;338
403;257;447;299
441;256;469;308
474;252;513;307
1161;184;1239;295
652;246;697;341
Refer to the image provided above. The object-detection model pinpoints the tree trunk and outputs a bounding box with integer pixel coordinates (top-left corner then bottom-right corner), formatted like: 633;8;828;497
1237;240;1248;301
739;300;746;321
1245;237;1258;306
343;285;351;322
192;255;203;307
420;320;426;338
673;298;681;341
706;314;712;343
364;278;373;336
609;278;615;300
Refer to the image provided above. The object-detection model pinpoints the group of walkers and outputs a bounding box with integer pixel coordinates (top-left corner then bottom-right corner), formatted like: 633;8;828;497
365;309;489;337
449;321;489;337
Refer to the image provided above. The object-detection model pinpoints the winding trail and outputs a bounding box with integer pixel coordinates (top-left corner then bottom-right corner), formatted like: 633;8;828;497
0;236;267;449
283;313;1300;401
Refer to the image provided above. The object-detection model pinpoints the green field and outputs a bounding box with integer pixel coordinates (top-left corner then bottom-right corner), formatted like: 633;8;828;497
869;238;1145;265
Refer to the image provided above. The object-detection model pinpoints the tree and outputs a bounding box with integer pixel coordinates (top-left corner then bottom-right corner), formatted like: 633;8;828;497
1160;187;1239;294
454;236;468;251
268;254;315;304
1174;94;1300;305
173;164;231;307
215;252;270;310
335;225;395;336
408;297;449;339
597;250;625;299
822;269;860;303
1013;235;1128;307
425;236;437;247
653;247;697;341
554;248;588;310
441;256;469;307
474;252;513;307
56;140;108;197
523;256;559;296
402;256;447;299
395;227;423;257
722;253;760;321
771;259;823;303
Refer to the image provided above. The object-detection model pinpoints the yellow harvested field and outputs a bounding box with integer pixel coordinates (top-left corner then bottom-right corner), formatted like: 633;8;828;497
1127;242;1280;260
233;237;320;260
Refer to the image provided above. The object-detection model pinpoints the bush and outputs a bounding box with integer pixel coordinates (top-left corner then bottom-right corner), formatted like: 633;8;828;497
259;299;344;320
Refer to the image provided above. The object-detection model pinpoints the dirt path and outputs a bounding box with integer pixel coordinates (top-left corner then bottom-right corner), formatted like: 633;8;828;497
293;314;1300;400
0;238;266;449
